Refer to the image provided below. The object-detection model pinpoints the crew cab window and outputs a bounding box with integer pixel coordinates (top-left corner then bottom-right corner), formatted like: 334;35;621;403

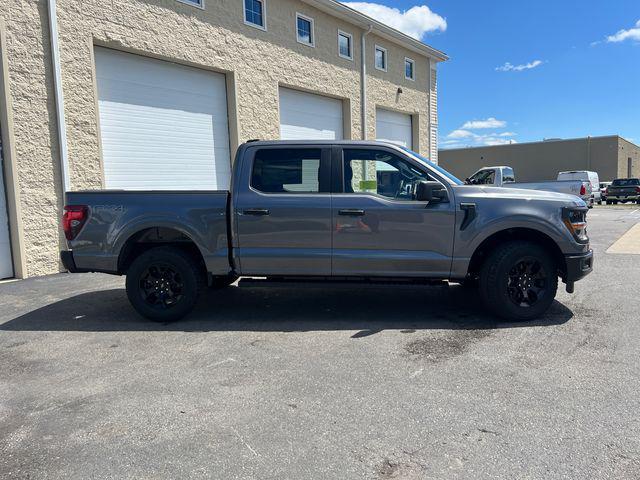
503;168;515;183
251;148;322;193
467;169;495;185
342;149;431;201
612;178;640;186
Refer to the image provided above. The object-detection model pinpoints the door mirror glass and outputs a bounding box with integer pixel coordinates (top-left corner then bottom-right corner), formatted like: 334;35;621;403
415;181;447;203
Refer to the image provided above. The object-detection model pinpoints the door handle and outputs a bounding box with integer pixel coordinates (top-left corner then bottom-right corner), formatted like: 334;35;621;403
338;209;365;216
242;208;270;216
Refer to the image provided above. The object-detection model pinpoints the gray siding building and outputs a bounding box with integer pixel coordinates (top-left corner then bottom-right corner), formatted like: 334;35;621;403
439;136;640;183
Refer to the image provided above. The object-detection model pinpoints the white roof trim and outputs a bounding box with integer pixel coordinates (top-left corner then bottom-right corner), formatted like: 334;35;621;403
301;0;448;61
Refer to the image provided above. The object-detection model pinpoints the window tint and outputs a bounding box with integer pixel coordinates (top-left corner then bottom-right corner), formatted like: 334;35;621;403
244;0;265;28
503;168;515;183
338;32;352;59
375;46;387;70
612;178;640;186
252;149;322;193
467;169;495;185
297;15;314;45
343;149;431;200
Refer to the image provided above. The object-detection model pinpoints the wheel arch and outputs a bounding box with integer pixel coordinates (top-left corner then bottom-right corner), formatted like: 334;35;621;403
117;226;207;274
467;227;567;279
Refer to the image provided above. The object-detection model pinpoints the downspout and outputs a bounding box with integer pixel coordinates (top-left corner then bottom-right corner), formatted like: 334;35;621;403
48;0;70;193
360;25;373;140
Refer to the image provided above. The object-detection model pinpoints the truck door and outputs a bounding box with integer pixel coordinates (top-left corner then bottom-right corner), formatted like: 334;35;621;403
331;146;456;277
234;146;332;276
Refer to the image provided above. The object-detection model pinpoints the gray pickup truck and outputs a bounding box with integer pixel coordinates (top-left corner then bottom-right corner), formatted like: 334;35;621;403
61;141;593;322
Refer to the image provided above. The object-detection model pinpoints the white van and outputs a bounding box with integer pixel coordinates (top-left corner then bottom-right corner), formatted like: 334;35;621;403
558;171;601;204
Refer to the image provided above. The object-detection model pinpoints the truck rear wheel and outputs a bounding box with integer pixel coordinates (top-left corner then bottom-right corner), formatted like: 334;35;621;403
125;246;204;322
479;241;558;321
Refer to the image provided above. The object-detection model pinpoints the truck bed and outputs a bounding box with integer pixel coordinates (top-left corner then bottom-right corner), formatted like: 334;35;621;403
65;190;231;275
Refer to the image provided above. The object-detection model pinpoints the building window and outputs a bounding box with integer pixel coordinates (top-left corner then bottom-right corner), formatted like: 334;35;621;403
296;14;315;47
244;0;265;30
177;0;204;8
338;31;353;60
375;45;387;71
251;149;323;193
405;58;415;80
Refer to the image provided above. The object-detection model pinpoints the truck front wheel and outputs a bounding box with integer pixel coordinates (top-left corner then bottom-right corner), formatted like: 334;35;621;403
125;247;204;322
479;241;558;321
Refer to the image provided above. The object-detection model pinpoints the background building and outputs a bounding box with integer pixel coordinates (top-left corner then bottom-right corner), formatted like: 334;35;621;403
0;0;446;280
439;136;640;184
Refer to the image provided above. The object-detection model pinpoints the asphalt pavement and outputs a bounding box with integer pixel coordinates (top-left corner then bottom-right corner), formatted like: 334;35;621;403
1;205;639;479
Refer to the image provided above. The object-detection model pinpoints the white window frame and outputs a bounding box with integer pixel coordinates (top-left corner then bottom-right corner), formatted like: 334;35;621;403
404;57;415;81
337;30;353;60
296;13;315;47
176;0;204;9
374;45;387;72
244;0;267;31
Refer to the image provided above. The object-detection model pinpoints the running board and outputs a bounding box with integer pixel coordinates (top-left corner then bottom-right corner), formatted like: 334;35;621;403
237;277;448;289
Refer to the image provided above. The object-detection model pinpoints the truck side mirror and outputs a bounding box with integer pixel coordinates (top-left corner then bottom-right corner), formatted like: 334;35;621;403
415;181;447;203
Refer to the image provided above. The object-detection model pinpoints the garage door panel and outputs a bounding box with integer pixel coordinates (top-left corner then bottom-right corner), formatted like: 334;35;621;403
279;88;343;140
95;47;231;191
376;108;413;148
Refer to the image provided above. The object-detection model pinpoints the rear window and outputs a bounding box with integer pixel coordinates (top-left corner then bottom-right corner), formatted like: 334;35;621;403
612;178;640;186
251;148;322;193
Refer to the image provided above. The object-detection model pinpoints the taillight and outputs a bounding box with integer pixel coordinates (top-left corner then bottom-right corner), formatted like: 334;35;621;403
636;186;640;194
62;205;88;241
605;187;609;195
579;184;586;196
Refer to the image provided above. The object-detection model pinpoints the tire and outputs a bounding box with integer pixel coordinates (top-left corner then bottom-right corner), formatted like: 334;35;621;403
125;246;205;322
479;241;558;321
597;200;602;205
613;201;618;205
210;274;238;289
606;200;612;205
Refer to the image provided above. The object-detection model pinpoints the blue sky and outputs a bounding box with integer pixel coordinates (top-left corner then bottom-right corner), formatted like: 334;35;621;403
344;0;640;149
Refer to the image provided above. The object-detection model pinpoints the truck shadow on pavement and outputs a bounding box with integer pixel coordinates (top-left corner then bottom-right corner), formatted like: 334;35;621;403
0;283;573;334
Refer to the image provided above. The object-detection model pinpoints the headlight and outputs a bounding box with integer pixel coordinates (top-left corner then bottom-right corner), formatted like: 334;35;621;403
562;207;588;243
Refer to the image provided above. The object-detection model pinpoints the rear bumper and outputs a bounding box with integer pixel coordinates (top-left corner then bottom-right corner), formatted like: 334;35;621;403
607;195;639;201
61;250;79;273
564;250;593;283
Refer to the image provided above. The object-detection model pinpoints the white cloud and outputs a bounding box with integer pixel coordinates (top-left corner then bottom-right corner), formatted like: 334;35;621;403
461;117;507;129
440;130;518;149
496;60;543;72
447;129;474;139
606;19;640;43
341;3;446;40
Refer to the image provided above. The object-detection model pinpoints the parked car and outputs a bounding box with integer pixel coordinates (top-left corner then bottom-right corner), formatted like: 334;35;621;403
605;178;640;204
61;141;593;322
557;171;601;205
600;181;612;203
465;166;593;206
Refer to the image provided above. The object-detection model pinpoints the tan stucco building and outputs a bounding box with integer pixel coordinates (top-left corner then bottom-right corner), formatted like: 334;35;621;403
0;0;447;279
439;136;640;184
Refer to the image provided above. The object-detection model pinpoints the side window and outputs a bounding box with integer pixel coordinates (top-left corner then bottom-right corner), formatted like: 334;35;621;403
251;148;322;193
343;149;432;201
503;168;515;183
468;169;494;185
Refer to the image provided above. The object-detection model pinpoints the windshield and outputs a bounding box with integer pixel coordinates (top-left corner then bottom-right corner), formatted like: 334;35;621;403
400;147;464;185
612;178;640;186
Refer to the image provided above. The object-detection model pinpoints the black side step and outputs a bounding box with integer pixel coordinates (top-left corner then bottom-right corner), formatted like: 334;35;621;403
237;277;448;289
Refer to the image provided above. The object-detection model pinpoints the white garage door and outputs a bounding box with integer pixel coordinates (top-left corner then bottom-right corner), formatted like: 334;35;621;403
0;134;13;279
376;108;413;148
279;88;343;140
95;47;231;190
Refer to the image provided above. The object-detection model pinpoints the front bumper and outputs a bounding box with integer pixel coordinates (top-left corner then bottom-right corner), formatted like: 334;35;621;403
564;250;593;283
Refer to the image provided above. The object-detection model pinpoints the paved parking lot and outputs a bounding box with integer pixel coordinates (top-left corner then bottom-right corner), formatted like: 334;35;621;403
1;206;640;479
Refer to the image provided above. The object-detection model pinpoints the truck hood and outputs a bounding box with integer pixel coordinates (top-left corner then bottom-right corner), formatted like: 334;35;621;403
453;185;587;207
